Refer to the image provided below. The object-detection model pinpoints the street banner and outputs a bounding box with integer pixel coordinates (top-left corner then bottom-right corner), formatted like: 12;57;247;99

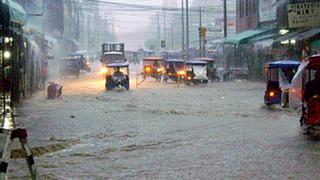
288;2;320;28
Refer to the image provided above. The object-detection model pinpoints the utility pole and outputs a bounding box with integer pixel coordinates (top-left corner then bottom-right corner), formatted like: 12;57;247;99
181;0;185;54
223;0;227;38
104;14;108;42
199;7;202;57
163;11;166;46
223;0;228;72
186;0;189;60
171;23;174;50
87;14;91;50
157;12;161;52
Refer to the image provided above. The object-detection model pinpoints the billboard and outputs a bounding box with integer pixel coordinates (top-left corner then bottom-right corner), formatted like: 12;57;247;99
288;2;320;28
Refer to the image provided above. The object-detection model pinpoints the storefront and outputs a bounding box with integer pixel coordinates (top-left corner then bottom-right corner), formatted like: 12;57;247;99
275;0;320;60
224;27;276;79
1;0;26;105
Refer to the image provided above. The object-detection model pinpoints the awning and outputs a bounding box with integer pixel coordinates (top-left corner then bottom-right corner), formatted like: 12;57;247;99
274;31;300;43
2;0;26;25
295;28;320;41
250;31;278;47
275;28;320;43
224;28;273;45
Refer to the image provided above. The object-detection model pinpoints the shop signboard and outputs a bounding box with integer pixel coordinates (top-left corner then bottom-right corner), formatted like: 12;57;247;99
288;2;320;28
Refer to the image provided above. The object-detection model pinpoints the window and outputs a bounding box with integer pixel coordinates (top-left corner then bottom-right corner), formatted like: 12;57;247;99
246;0;251;16
239;0;244;18
253;0;258;13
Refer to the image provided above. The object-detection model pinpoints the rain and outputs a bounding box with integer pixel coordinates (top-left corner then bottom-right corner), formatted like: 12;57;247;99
1;0;320;179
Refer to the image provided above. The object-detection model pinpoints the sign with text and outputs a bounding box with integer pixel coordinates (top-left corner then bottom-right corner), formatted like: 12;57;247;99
288;2;320;28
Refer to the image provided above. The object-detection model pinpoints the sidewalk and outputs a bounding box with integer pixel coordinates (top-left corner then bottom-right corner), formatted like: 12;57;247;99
0;131;79;159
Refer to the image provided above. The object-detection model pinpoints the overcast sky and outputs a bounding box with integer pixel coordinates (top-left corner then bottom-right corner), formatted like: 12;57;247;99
99;0;193;50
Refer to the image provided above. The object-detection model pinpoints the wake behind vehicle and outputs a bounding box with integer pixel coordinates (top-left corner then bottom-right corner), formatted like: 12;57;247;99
185;61;208;85
60;56;81;78
163;59;186;82
290;55;320;137
105;62;130;90
264;60;300;108
142;57;164;81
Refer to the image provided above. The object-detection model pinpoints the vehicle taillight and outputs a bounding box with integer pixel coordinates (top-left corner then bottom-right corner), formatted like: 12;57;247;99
269;91;275;97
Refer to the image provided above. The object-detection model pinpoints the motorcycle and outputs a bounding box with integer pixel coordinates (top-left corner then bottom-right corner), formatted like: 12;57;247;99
47;82;62;99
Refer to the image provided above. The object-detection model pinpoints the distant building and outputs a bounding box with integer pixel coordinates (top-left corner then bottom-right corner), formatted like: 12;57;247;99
236;0;259;33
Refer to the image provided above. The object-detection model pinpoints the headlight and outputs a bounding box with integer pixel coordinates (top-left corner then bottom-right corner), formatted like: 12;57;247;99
99;67;108;74
4;51;11;59
178;71;186;76
187;76;192;80
145;67;151;72
157;67;163;72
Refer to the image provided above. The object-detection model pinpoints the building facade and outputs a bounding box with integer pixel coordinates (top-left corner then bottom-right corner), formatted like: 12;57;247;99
236;0;259;33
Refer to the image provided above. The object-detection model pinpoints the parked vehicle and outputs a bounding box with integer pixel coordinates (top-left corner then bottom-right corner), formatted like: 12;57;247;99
60;57;81;78
264;60;300;108
125;50;141;64
163;59;186;82
185;61;208;85
66;52;91;73
142;57;165;81
290;55;320;137
105;62;130;90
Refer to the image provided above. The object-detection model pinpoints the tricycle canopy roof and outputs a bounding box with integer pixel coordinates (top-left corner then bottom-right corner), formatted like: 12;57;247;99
103;52;123;55
164;59;185;63
304;54;320;70
70;52;86;57
265;60;301;68
186;60;207;65
289;54;320;108
143;57;164;61
107;62;129;68
191;58;217;62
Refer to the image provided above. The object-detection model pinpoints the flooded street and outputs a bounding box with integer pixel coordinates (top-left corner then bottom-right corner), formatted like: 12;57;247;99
6;70;320;179
2;0;320;179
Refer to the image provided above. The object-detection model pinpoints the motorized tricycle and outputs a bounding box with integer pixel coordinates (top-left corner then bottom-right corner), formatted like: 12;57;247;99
185;60;208;85
163;59;186;82
192;57;219;82
264;60;300;108
142;57;164;81
105;62;130;90
290;55;320;137
60;57;81;78
68;52;91;73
